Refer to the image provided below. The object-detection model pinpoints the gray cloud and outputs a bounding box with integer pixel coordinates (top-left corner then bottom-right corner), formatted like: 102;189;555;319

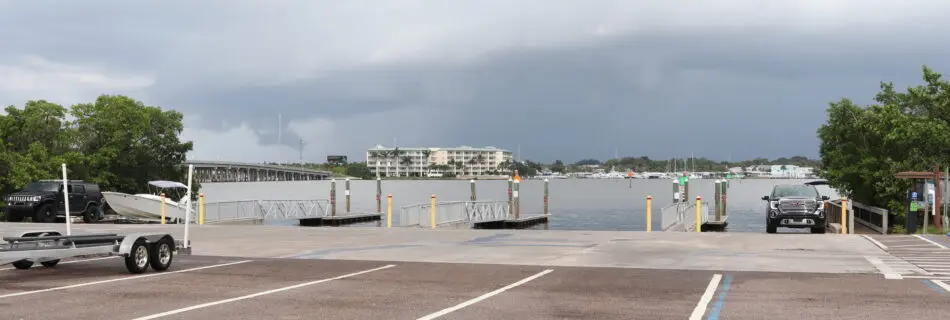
1;1;949;163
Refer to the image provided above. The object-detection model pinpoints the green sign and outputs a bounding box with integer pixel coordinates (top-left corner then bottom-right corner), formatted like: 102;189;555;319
726;174;732;179
910;201;919;211
679;176;687;185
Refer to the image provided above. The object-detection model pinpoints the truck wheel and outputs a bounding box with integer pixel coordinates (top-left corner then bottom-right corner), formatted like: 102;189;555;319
124;238;150;274
41;260;60;268
83;205;102;223
811;226;826;234
34;204;55;223
766;219;777;234
12;260;33;269
149;237;175;271
5;210;21;222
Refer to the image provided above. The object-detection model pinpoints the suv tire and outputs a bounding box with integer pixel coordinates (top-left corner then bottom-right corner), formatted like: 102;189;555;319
34;204;55;223
811;226;826;234
766;218;778;234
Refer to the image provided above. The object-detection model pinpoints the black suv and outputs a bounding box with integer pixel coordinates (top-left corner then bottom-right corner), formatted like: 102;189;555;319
3;180;105;223
761;184;830;234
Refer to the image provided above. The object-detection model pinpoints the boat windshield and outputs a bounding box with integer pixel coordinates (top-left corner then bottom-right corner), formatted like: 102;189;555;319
24;182;61;192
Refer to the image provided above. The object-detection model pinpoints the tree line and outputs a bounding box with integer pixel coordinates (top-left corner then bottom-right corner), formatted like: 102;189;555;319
0;95;197;209
817;65;950;220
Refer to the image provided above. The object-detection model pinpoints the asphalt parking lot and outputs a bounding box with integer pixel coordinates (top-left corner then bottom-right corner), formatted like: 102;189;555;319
1;255;949;320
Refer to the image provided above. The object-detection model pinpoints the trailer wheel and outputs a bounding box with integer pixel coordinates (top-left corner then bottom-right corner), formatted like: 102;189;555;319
149;237;174;271
12;260;33;270
41;260;60;268
124;238;150;274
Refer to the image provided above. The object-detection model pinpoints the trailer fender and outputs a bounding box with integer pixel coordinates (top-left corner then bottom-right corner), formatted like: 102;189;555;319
118;233;172;256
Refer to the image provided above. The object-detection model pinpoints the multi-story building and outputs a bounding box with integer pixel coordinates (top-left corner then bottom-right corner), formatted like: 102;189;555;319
365;145;513;177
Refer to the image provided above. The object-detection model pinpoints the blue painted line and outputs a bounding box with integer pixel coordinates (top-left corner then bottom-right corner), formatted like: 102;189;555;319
706;274;733;320
921;280;946;294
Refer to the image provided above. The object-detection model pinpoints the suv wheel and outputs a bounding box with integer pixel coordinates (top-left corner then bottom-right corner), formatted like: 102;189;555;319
33;204;55;223
766;218;778;234
83;204;103;223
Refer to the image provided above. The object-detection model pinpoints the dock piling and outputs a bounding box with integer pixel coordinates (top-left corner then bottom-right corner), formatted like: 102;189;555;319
508;177;513;208
513;180;521;219
376;177;382;213
387;194;392;228
430;194;437;229
695;196;702;233
345;178;351;213
330;179;337;217
714;179;722;222
646;195;652;232
543;178;549;216
470;179;476;201
199;193;205;225
672;179;679;203
721;180;728;216
841;198;848;234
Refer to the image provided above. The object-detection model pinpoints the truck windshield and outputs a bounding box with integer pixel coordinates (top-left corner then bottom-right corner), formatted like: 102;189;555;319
772;185;818;198
24;182;60;192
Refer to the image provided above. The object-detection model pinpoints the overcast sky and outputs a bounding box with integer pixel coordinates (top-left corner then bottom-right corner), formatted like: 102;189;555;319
1;1;948;164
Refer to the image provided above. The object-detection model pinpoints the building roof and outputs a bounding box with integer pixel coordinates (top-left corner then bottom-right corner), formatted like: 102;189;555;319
368;145;510;152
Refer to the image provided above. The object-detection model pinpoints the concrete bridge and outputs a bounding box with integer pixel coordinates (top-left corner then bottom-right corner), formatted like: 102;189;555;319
184;160;332;183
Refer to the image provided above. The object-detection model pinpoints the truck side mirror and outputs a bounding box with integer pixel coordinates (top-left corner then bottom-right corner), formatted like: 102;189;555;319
761;195;770;201
821;195;830;201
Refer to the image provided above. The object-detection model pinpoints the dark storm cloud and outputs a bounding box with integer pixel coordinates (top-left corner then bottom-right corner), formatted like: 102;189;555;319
2;1;949;162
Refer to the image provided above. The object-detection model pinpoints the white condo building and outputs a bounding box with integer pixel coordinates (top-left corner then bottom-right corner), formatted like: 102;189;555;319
366;145;513;177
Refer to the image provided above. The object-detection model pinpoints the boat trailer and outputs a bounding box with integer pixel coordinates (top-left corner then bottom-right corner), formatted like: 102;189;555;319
0;230;191;274
1;163;197;274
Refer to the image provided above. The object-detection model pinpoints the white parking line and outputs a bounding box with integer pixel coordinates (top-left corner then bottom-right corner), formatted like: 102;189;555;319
688;274;723;320
0;256;118;271
131;264;397;320
862;235;888;250
0;260;252;299
933;280;950;292
913;235;948;249
416;269;554;320
864;256;903;279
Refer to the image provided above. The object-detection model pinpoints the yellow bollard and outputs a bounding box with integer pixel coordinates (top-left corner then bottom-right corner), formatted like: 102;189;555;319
841;198;848;234
387;194;393;228
199;193;205;225
430;194;437;229
646;195;652;232
695;196;702;233
160;192;166;224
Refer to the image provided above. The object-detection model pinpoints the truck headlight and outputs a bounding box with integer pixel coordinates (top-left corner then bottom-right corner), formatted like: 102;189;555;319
32;196;40;202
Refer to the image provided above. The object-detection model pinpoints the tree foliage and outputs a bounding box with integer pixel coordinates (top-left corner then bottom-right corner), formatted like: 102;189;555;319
817;65;950;216
0;95;197;203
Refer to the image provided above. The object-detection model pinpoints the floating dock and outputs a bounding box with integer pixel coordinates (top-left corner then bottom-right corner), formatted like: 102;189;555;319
473;214;548;229
300;213;382;226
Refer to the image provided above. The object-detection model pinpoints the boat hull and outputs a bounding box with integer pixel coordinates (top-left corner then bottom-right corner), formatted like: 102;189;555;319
102;191;190;221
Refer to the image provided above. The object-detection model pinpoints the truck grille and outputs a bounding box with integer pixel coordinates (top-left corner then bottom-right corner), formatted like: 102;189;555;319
778;198;817;213
8;195;32;202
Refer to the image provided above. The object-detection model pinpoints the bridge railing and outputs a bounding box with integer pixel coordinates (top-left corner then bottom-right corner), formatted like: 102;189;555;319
397;200;510;228
826;199;888;234
661;201;710;232
201;199;330;224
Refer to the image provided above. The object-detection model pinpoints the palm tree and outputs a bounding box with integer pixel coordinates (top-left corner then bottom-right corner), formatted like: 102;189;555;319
391;147;403;177
400;155;412;177
421;149;432;177
473;154;486;176
448;159;458;175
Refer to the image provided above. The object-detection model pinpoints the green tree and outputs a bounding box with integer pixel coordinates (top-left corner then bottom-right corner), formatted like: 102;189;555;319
817;65;950;219
0;94;197;202
550;160;566;173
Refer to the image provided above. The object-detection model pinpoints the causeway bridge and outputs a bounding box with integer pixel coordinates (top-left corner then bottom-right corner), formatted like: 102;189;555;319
184;160;332;183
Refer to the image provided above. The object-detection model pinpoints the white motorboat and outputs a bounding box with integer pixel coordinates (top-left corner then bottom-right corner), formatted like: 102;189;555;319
102;180;193;222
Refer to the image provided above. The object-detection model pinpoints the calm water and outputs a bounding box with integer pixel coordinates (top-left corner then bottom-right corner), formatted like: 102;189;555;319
200;178;842;232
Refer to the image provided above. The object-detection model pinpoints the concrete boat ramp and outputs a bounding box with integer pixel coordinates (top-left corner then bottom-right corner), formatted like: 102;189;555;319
2;222;950;319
